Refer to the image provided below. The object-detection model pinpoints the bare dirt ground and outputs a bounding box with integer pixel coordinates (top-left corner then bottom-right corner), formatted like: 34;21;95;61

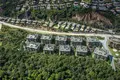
72;12;112;26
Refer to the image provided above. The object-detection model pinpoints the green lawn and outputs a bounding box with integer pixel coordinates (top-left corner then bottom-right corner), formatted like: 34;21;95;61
0;42;2;46
109;47;120;58
92;52;94;58
82;0;92;3
53;25;59;29
97;36;105;40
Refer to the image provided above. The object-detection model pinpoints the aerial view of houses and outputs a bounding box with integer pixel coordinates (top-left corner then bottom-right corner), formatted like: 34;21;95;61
0;0;120;80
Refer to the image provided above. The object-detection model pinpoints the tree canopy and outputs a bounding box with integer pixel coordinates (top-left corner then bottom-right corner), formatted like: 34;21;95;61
0;25;120;80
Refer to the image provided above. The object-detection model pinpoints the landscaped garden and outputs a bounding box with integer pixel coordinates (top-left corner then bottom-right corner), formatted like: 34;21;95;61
109;46;120;58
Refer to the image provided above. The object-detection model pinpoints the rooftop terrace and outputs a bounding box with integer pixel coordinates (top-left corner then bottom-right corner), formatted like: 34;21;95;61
55;36;67;41
87;37;99;42
41;35;52;40
43;44;55;51
59;45;71;52
26;42;40;49
94;47;108;57
71;36;83;42
27;34;39;40
76;46;88;53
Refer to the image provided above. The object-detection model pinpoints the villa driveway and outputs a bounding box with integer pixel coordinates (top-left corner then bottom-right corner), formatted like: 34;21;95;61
99;37;116;71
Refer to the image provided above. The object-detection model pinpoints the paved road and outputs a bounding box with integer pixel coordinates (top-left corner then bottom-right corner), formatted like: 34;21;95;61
100;37;116;71
0;21;120;38
105;37;116;71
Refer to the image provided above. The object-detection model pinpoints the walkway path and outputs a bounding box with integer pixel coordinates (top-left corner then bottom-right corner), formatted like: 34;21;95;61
100;37;116;71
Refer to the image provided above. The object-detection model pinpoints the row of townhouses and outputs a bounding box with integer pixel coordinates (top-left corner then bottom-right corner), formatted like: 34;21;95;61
82;0;120;15
16;0;120;16
0;17;43;26
57;21;109;33
0;17;111;34
16;0;74;11
109;37;120;50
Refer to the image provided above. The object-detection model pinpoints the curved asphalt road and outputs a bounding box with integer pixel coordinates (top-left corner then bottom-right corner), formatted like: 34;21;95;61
100;36;116;71
0;21;120;38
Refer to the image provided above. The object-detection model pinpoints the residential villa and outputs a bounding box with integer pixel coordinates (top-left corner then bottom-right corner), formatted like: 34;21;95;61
76;46;88;56
70;36;83;47
26;34;40;42
59;45;71;55
55;36;67;45
43;44;55;54
41;35;52;44
25;42;41;52
94;47;109;60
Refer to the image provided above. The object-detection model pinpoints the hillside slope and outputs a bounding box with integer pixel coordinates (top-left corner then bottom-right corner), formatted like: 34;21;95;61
72;12;112;26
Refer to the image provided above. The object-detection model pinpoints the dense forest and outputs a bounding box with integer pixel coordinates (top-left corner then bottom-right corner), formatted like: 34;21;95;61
0;26;120;80
0;0;19;17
